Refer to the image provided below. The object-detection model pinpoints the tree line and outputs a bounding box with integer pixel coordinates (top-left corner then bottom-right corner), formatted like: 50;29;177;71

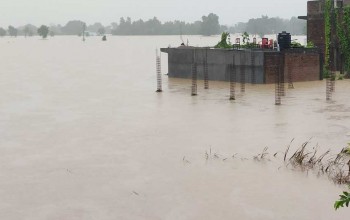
230;16;306;36
110;13;222;35
0;14;306;37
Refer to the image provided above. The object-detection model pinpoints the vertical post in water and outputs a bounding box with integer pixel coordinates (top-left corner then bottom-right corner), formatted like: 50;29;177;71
156;49;162;92
288;55;294;89
251;50;256;84
82;23;86;42
275;53;282;105
230;54;236;100
204;49;209;89
279;52;285;96
330;71;335;92
191;49;198;96
326;77;332;100
240;51;245;93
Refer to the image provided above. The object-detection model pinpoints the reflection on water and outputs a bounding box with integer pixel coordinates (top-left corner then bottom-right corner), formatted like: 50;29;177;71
0;36;349;219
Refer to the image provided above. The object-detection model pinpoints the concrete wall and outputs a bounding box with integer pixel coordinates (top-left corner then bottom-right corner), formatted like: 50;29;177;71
161;47;321;84
161;48;265;84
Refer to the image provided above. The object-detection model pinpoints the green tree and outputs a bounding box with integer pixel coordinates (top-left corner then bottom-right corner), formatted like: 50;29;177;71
37;25;49;39
0;27;6;37
110;15;212;35
8;26;18;37
200;13;220;36
61;20;86;35
214;32;232;48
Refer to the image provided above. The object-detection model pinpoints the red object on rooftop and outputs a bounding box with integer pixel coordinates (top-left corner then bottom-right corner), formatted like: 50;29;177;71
261;38;269;49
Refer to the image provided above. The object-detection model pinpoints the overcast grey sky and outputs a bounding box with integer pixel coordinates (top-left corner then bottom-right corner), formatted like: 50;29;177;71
0;0;308;27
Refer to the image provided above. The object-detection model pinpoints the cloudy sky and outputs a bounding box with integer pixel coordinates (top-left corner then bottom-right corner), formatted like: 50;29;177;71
0;0;308;27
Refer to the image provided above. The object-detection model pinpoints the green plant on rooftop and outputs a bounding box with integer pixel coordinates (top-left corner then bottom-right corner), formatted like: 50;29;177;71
214;32;232;49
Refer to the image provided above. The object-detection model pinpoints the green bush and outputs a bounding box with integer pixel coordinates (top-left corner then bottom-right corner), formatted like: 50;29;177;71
214;32;232;49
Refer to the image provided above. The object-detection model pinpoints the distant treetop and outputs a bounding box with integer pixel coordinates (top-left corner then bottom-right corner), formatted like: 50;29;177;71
37;25;49;39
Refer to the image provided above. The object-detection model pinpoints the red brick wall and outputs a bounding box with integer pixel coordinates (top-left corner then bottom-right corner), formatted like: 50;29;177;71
264;51;321;84
264;52;282;84
284;52;321;82
307;1;325;56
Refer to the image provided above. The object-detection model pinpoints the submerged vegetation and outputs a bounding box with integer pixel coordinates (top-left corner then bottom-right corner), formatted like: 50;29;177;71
284;141;350;184
199;140;350;185
184;139;350;212
200;141;350;210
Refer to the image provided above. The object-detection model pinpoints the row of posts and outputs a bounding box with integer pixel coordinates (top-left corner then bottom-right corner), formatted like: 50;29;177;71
187;49;286;105
190;49;252;98
156;49;334;103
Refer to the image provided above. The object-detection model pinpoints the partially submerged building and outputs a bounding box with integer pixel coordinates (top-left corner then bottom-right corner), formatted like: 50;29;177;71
161;47;322;84
299;0;350;72
161;0;350;83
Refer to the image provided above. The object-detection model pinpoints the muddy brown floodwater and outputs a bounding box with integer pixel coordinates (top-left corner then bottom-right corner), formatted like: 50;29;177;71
0;36;349;219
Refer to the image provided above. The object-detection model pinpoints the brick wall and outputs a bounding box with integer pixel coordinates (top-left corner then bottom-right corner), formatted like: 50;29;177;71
307;1;325;56
284;51;321;82
264;50;321;84
264;52;282;84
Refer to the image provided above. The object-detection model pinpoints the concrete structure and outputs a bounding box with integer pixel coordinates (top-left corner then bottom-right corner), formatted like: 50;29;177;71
161;47;322;84
161;48;264;83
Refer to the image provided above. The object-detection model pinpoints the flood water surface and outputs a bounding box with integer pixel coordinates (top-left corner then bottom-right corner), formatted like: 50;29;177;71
0;36;349;219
